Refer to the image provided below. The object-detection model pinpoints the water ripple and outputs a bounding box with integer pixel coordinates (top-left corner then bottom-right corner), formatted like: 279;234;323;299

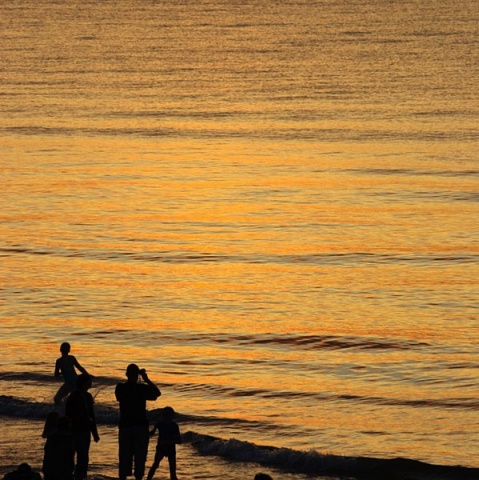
1;246;477;266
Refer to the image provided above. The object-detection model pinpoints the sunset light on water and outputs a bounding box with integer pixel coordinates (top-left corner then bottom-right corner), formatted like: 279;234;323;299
1;1;478;479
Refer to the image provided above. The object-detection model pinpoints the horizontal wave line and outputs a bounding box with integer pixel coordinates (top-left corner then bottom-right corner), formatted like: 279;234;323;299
169;331;430;352
2;374;477;417
1;246;477;266
3;125;479;143
347;167;479;178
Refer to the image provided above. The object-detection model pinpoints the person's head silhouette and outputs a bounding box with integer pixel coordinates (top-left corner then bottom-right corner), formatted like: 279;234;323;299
126;363;140;381
60;342;71;354
76;373;92;391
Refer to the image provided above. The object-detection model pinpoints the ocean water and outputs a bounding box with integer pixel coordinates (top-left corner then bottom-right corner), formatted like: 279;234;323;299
1;0;478;479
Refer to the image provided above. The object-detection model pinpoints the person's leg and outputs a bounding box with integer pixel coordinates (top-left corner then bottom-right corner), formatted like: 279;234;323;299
54;383;73;405
119;427;134;480
133;425;150;480
168;454;178;480
146;452;163;480
73;430;91;480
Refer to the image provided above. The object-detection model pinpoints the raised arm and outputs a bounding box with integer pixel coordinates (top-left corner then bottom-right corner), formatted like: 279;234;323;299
90;403;100;443
140;369;161;399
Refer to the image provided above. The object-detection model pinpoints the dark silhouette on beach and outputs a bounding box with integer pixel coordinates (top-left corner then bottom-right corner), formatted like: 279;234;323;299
115;364;161;480
42;416;75;480
146;406;182;480
65;373;100;480
53;342;90;405
254;474;273;480
2;463;41;480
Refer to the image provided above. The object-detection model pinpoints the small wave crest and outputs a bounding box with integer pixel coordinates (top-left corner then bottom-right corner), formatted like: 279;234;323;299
184;432;479;480
184;431;357;476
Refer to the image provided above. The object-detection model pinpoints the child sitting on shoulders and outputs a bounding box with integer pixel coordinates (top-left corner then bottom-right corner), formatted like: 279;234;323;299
53;342;90;405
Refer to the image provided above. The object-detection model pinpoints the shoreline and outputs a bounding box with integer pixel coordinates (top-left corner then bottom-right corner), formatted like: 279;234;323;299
2;456;479;480
1;417;479;480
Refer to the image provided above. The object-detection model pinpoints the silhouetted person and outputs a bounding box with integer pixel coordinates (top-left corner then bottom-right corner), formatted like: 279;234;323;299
115;364;161;480
2;463;41;480
54;342;90;405
146;406;181;480
42;411;60;439
254;474;273;480
42;416;75;480
65;373;100;480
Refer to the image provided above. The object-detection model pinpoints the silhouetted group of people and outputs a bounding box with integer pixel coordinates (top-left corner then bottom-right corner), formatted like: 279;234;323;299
3;342;273;480
42;343;180;480
41;343;100;480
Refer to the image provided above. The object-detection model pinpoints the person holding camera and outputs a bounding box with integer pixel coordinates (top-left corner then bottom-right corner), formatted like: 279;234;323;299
115;364;161;480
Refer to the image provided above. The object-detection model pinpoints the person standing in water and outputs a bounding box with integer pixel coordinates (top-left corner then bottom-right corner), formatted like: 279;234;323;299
65;373;100;480
146;406;181;480
115;364;161;480
53;342;90;405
